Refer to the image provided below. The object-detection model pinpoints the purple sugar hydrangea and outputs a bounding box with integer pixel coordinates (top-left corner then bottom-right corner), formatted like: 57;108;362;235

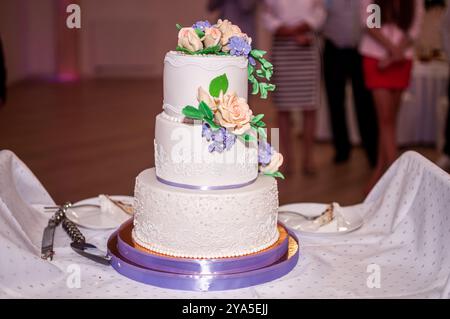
202;123;213;141
192;20;211;31
228;36;252;57
258;141;274;166
212;128;225;143
224;131;237;151
202;124;237;153
208;141;225;153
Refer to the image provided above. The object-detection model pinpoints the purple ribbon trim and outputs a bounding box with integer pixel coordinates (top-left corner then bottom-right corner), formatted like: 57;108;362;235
116;219;289;275
156;176;257;190
107;227;300;291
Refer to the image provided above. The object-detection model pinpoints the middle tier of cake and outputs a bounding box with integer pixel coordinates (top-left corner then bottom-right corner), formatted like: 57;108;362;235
132;168;279;259
155;112;258;189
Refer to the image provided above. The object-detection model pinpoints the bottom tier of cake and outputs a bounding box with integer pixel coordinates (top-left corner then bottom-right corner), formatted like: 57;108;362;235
132;168;279;259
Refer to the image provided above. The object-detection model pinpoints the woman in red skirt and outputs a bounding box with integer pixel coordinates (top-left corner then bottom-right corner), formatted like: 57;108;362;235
360;0;424;192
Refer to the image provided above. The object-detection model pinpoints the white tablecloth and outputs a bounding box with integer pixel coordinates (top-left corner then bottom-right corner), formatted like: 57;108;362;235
1;149;450;298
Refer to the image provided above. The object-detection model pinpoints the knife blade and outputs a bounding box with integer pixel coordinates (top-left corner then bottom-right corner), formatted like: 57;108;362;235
62;217;111;265
70;241;111;266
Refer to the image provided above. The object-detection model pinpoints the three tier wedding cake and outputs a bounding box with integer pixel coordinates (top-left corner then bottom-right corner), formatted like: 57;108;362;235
132;19;284;259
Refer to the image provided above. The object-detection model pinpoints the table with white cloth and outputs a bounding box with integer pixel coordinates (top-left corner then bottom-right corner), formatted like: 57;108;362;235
1;149;450;298
317;60;449;148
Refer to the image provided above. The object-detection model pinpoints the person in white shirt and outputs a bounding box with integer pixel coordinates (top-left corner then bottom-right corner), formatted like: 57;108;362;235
262;0;326;175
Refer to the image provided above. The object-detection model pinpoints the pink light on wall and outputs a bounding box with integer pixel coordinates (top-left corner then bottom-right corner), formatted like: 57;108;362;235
55;0;80;82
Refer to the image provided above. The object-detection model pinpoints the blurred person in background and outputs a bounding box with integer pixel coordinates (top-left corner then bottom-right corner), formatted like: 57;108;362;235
262;0;326;176
436;2;450;170
0;37;6;108
323;0;378;167
207;0;259;43
360;0;424;192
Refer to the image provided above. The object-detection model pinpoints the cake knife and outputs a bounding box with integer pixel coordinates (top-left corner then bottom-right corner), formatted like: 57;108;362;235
41;202;111;265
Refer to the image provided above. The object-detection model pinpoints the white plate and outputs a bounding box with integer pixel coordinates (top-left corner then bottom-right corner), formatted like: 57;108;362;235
66;195;133;230
278;203;363;237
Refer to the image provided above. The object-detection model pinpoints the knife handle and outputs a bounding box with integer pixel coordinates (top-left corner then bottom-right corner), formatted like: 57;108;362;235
49;208;66;227
62;218;85;244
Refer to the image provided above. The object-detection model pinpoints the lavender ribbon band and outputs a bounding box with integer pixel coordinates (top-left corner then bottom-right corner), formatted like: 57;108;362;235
156;176;257;191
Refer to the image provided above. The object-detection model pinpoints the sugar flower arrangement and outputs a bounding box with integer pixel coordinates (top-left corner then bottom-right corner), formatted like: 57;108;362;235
182;74;284;179
176;19;276;99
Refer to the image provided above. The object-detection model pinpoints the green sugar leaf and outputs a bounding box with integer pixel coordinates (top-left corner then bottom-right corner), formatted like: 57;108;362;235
264;171;285;180
176;23;183;31
248;64;255;77
259;82;276;99
259;83;269;99
176;46;194;55
209;73;229;97
256;120;266;128
197;45;221;55
250;49;267;59
182;106;204;120
249;75;259;95
251;82;259;95
177;45;221;56
260;64;273;81
251;114;265;124
195;29;205;38
265;69;273;81
256;69;265;78
274;171;286;180
259;58;273;70
239;133;256;143
266;83;276;92
199;101;214;120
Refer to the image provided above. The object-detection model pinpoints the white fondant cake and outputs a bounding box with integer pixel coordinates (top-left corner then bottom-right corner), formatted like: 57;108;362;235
155;112;258;188
163;51;248;117
132;168;279;258
132;19;282;259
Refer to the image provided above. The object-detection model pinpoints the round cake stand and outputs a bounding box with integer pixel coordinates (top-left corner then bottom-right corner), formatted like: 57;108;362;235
107;222;300;291
117;219;290;275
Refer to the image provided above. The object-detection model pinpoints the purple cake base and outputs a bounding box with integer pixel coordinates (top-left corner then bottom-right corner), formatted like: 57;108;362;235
117;219;289;275
107;223;300;291
108;222;299;291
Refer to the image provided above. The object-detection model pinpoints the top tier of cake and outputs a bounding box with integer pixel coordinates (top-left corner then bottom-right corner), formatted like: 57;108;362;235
163;51;249;118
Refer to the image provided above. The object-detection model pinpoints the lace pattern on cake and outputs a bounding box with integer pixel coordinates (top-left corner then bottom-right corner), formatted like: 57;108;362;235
132;170;279;259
